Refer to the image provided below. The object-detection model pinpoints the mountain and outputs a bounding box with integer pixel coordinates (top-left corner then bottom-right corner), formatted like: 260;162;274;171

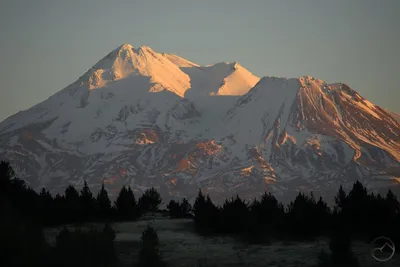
0;44;399;202
389;111;400;123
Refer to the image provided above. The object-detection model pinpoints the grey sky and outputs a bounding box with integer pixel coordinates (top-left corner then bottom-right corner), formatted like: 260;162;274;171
0;0;399;121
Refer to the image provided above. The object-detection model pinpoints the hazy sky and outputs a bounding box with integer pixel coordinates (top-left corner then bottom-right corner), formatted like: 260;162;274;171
1;0;399;121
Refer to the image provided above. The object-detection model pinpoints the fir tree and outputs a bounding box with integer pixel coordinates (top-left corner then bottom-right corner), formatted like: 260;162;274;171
166;200;181;218
64;185;81;223
80;181;95;221
180;198;192;217
138;187;162;213
114;186;138;221
137;225;166;267
39;188;53;225
96;182;112;221
334;185;347;213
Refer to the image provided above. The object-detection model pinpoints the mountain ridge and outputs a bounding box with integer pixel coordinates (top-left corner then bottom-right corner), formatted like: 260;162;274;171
0;43;399;203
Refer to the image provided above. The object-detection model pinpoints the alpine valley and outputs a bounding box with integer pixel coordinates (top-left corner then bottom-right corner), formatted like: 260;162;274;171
1;44;399;203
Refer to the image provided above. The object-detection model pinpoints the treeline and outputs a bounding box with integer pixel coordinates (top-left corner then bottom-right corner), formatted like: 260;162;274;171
0;160;169;267
191;181;400;245
0;161;164;226
2;159;400;266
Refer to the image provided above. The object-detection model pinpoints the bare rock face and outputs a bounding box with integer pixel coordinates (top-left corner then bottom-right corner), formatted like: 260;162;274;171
0;44;399;203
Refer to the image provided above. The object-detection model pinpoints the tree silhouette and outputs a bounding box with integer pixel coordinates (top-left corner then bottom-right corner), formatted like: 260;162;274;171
80;181;95;222
167;200;181;218
114;186;139;221
64;185;81;223
221;195;249;234
192;189;208;232
192;190;221;235
167;198;192;218
52;193;66;225
180;198;192;217
328;221;359;267
334;185;347;213
137;225;166;267
336;181;369;239
0;162;51;267
316;196;331;236
138;187;163;213
39;188;53;225
3;158;400;265
0;161;15;194
286;192;322;240
96;182;112;221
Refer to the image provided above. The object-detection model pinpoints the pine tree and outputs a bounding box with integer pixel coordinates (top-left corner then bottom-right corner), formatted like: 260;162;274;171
114;186;138;221
221;195;249;234
80;181;95;222
137;225;166;267
64;185;81;223
347;180;369;237
180;198;192;217
96;182;112;221
52;193;65;225
385;189;400;244
138;187;162;213
334;185;347;213
127;186;139;220
115;186;128;220
192;189;207;231
316;196;331;235
386;189;399;217
329;222;359;267
0;161;15;194
166;200;181;218
39;188;53;226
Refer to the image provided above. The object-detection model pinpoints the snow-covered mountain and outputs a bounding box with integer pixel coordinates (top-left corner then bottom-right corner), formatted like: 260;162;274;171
389;111;400;123
0;43;399;202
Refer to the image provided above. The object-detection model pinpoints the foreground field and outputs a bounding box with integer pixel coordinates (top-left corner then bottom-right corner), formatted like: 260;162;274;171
44;214;400;267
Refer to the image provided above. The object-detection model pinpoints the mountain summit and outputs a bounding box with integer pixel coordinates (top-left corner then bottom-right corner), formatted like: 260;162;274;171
0;44;399;202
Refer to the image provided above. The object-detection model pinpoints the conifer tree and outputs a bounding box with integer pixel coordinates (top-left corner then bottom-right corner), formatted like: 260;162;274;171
328;222;359;267
64;185;81;223
193;189;207;230
115;186;128;220
138;187;162;213
347;181;369;237
114;186;138;221
137;225;166;267
39;188;53;225
96;182;112;221
334;185;347;213
180;198;192;217
166;200;181;218
80;181;96;222
127;186;139;220
0;161;15;194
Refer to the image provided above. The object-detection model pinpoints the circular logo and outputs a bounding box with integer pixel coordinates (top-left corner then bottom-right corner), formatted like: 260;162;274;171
370;236;395;262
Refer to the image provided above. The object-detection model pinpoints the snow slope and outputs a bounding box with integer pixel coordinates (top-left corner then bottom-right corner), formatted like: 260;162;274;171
388;110;400;123
0;44;399;202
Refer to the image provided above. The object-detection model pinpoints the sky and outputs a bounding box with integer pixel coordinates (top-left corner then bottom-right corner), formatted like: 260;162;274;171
0;0;399;121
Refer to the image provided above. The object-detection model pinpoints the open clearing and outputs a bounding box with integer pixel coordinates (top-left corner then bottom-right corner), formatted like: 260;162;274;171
44;213;400;267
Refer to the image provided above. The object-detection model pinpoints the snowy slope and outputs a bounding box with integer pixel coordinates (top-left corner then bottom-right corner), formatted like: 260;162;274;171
0;44;399;202
388;111;400;123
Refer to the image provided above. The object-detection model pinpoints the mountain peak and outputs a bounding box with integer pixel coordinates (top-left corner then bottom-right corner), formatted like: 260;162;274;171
137;45;153;51
77;44;192;96
114;44;156;58
1;44;399;201
118;43;134;50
